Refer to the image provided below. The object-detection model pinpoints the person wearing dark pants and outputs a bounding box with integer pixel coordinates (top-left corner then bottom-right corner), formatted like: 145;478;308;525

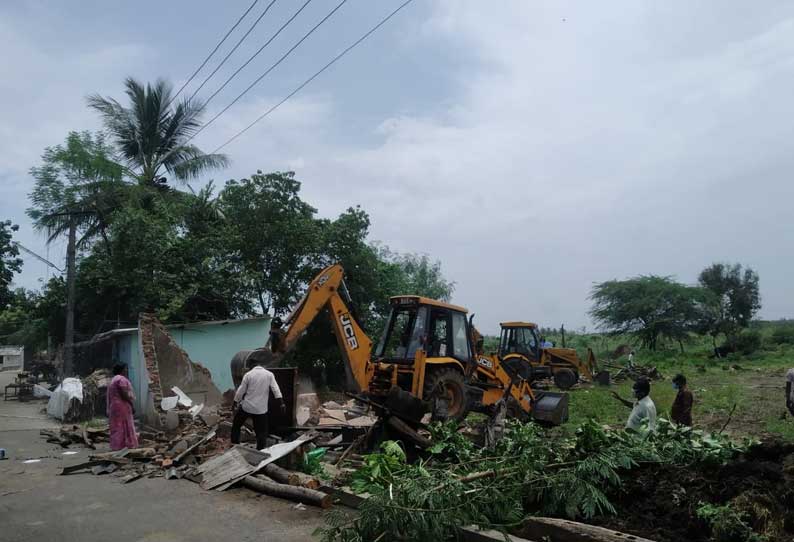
231;359;285;450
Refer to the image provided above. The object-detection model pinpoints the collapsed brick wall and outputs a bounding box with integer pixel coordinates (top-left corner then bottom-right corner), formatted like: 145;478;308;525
140;313;222;412
139;313;166;427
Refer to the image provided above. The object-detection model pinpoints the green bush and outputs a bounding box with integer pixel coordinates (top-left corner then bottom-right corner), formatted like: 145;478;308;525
696;502;765;542
734;330;762;355
770;326;794;346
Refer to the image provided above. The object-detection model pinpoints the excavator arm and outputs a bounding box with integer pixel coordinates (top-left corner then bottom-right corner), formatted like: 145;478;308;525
278;264;373;391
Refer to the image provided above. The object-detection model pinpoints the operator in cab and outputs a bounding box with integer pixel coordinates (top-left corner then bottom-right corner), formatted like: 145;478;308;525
268;316;286;355
611;378;657;434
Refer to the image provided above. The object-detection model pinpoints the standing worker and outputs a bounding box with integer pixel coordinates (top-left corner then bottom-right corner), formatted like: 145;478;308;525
231;359;286;450
786;368;794;416
611;378;657;433
671;373;694;426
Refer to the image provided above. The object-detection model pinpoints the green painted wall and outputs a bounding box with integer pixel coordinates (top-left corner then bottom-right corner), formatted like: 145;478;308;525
166;318;270;392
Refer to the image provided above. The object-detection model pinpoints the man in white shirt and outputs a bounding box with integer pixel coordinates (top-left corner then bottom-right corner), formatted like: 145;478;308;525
786;368;794;416
612;378;657;434
232;360;286;450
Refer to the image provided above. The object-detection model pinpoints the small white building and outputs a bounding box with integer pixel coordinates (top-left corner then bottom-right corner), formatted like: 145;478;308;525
0;345;25;371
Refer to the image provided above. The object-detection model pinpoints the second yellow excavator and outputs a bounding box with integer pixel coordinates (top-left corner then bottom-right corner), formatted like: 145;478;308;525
472;322;598;390
240;263;568;425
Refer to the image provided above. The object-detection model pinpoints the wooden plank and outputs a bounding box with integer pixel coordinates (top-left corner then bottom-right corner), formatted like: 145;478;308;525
519;517;657;542
323;409;348;423
459;526;535;542
196;448;256;490
214;434;318;491
175;426;216;463
60;460;105;475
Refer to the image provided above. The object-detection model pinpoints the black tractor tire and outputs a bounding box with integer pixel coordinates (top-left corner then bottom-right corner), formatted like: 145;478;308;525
553;367;578;390
424;367;470;421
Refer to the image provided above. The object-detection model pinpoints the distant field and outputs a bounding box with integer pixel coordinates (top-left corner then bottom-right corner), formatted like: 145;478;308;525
484;321;794;442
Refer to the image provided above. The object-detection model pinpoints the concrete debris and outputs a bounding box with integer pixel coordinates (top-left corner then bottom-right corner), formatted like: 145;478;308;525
161;396;179;411
38;372;385;514
296;406;311;426
347;416;376;427
171;386;193;408
297;393;320;411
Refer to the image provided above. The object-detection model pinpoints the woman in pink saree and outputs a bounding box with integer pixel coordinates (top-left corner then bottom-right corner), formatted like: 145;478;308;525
107;363;138;450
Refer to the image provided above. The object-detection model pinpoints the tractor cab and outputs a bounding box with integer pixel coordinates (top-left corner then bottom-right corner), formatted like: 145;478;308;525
371;296;474;420
375;296;473;366
498;322;541;360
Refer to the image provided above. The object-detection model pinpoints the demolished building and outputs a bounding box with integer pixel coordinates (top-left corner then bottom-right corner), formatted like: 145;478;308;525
72;314;272;426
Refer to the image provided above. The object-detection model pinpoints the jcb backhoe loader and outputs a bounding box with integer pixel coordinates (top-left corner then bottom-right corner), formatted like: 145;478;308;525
472;322;597;390
234;264;567;424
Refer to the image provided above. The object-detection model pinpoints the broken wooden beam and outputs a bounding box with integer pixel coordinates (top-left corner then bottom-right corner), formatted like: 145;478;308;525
242;475;332;508
174;426;216;463
519;517;657;542
319;485;369;509
60;460;105;475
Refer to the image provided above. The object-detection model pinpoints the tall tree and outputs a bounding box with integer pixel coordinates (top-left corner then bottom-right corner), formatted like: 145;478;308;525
28;131;125;251
220;171;320;315
698;263;761;346
388;251;455;302
0;220;23;308
87;78;228;187
590;275;704;351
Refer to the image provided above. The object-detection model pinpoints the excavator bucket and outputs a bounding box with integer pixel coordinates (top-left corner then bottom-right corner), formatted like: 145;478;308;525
531;391;569;425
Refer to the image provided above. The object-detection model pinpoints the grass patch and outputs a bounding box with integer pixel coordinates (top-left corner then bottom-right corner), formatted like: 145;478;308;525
562;343;794;442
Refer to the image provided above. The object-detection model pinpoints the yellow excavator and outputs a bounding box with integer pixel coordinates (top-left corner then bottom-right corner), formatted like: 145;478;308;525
472;322;597;390
238;263;567;425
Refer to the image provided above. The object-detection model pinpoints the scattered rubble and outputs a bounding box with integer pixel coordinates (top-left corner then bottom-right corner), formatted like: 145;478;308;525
41;390;387;511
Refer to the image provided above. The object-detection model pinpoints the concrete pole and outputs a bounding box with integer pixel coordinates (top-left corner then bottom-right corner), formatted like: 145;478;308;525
63;217;77;377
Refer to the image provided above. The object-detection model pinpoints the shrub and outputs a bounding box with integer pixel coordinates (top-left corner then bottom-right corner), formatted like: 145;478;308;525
733;330;762;355
770;326;794;346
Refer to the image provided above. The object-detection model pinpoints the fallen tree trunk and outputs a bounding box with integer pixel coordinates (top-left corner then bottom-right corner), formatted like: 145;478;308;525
242;475;332;508
262;464;320;489
262;463;299;485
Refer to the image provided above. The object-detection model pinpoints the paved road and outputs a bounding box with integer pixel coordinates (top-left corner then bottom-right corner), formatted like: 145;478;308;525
0;370;324;542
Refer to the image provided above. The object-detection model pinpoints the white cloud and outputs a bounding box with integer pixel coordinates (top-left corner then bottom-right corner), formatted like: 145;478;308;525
3;1;793;335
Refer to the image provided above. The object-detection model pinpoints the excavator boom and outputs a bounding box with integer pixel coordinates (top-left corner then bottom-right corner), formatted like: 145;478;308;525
279;264;373;391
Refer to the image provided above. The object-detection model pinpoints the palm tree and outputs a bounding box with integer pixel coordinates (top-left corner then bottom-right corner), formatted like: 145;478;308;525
87;78;229;187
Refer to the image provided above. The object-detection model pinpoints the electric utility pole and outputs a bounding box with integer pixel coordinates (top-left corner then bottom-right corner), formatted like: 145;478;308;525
63;217;77;377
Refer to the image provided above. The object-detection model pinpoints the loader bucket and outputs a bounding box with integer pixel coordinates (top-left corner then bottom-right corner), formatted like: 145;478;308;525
532;391;569;425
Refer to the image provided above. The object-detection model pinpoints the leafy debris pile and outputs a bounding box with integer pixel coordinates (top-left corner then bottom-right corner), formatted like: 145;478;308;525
318;419;760;541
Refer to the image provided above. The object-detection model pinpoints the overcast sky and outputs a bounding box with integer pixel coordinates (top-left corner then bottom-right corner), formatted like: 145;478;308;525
2;1;793;334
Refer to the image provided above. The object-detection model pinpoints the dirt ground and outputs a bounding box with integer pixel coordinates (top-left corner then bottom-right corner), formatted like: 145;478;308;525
0;370;323;542
590;440;794;542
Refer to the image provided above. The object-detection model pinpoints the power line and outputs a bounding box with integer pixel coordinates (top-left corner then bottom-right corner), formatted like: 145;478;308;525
192;0;348;140
188;0;279;104
12;242;64;273
171;0;261;105
198;0;317;111
212;0;415;153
